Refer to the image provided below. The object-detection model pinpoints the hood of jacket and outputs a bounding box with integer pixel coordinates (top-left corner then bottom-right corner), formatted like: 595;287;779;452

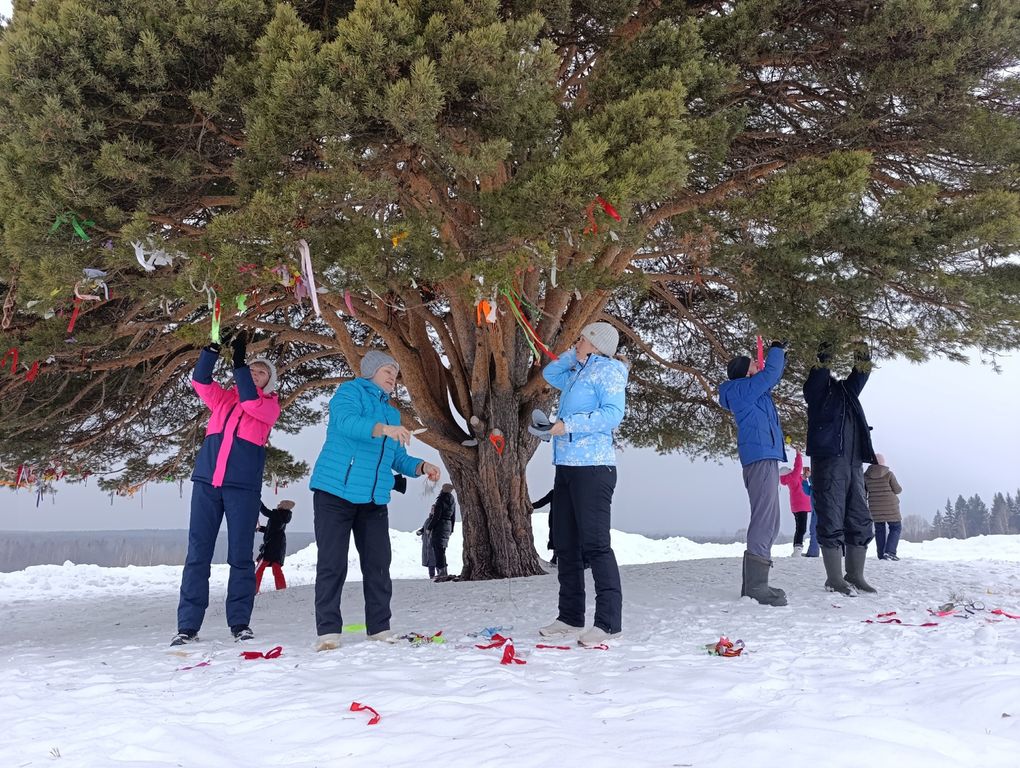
865;464;890;479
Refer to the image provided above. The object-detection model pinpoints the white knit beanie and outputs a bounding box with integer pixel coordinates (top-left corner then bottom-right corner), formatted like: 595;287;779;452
249;357;278;394
580;322;620;357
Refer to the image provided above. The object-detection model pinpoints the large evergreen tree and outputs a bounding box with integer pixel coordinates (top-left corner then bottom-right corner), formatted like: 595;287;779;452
2;1;1020;577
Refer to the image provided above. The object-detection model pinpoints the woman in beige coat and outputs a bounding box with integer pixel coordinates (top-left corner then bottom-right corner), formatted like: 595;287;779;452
864;453;903;560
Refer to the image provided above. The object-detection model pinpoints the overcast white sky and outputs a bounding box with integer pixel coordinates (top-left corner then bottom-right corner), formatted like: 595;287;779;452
4;352;1019;537
1;1;1017;538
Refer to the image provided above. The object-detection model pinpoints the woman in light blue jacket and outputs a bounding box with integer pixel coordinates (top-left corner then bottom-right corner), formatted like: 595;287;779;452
537;322;628;647
310;350;440;651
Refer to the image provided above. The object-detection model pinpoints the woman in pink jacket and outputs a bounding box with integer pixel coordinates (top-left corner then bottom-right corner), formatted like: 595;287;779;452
780;449;813;556
172;331;281;646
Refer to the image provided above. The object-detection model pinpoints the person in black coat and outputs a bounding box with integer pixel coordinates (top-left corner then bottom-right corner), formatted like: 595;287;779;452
255;499;294;593
427;484;457;579
804;341;878;596
531;489;556;565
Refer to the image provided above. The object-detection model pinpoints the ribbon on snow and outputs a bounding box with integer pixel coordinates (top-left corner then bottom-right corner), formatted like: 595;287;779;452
178;660;211;671
862;612;938;627
240;646;283;660
399;631;445;646
536;644;571;650
475;633;526;664
757;335;765;371
706;637;744;657
991;609;1020;620
350;702;381;725
50;211;94;241
297;239;322;318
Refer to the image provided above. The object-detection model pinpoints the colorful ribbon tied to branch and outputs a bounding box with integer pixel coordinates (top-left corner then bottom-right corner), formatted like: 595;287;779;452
297;239;322;318
500;287;558;361
132;241;175;271
1;347;17;373
757;335;765;370
350;702;381;726
50;211;95;242
211;298;222;344
489;429;505;456
391;231;408;248
66;298;82;334
476;298;496;325
583;195;622;235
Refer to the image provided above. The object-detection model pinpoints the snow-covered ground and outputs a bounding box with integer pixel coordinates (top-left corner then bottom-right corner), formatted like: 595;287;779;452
3;518;1019;767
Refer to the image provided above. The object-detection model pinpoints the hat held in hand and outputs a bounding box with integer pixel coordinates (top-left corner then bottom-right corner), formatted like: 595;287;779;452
528;409;554;441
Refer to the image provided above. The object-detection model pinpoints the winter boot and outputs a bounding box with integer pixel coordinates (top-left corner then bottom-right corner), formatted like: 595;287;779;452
741;551;786;601
539;619;584;637
793;545;803;557
844;545;878;593
740;552;787;606
578;626;622;647
170;629;198;647
821;547;856;596
315;633;341;652
435;567;448;580
231;625;255;642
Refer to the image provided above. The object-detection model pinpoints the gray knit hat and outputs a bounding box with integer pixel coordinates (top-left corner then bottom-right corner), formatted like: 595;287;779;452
580;322;619;357
248;357;278;394
361;350;399;379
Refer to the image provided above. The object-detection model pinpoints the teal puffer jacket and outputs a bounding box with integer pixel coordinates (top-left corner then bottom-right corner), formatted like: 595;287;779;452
310;377;424;504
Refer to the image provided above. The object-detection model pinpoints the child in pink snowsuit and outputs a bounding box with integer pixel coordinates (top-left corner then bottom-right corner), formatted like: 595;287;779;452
780;449;813;555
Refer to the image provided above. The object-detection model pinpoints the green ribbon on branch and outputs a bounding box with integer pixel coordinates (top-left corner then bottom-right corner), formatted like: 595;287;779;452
49;211;95;242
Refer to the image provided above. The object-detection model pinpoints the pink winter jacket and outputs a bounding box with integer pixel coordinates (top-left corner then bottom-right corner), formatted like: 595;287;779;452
190;348;281;489
779;450;812;513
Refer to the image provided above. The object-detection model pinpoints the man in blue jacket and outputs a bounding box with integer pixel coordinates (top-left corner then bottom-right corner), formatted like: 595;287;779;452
718;341;789;606
310;350;441;650
804;341;877;595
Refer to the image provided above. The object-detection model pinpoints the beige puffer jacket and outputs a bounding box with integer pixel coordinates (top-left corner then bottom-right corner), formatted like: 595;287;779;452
865;464;902;523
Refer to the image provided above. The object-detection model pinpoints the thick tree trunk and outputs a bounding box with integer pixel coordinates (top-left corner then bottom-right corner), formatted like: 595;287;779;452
441;391;546;580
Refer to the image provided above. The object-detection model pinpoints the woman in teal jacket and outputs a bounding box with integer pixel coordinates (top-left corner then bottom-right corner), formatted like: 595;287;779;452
310;350;440;651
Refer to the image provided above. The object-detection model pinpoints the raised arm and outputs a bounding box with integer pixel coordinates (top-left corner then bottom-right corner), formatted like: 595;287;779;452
542;347;578;391
843;342;872;397
191;346;233;412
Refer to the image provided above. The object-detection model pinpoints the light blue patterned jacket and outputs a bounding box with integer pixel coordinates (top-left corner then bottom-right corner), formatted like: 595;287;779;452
543;348;628;466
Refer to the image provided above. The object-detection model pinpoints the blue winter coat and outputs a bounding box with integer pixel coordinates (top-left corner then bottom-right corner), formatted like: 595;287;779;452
803;354;876;463
543;348;628;466
718;346;787;466
310;377;424;504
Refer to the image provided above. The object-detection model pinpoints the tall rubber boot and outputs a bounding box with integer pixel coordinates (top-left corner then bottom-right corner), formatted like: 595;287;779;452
822;547;856;596
844;545;877;593
741;553;786;601
741;552;787;606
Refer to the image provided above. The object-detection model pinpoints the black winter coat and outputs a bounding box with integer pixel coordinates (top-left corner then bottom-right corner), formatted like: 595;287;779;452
426;491;456;545
803;351;877;463
258;504;292;564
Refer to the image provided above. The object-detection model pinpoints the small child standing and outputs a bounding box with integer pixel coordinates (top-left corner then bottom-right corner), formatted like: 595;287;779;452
256;499;295;593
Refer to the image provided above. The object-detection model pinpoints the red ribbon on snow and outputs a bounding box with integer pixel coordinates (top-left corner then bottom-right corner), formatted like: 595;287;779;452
500;641;526;665
240;645;283;660
862;612;938;627
475;633;509;649
178;660;211;671
756;335;765;370
707;637;744;657
350;701;381;725
536;644;572;650
991;609;1020;620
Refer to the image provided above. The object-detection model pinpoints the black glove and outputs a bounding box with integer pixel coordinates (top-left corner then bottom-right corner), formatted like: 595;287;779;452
204;342;222;354
852;341;871;362
770;339;788;350
817;341;833;364
231;330;247;368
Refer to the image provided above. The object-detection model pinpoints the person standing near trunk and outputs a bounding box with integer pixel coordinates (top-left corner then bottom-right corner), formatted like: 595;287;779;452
780;448;812;556
804;341;878;595
538;322;629;647
310;350;441;651
865;453;903;561
719;340;789;607
428;484;456;580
